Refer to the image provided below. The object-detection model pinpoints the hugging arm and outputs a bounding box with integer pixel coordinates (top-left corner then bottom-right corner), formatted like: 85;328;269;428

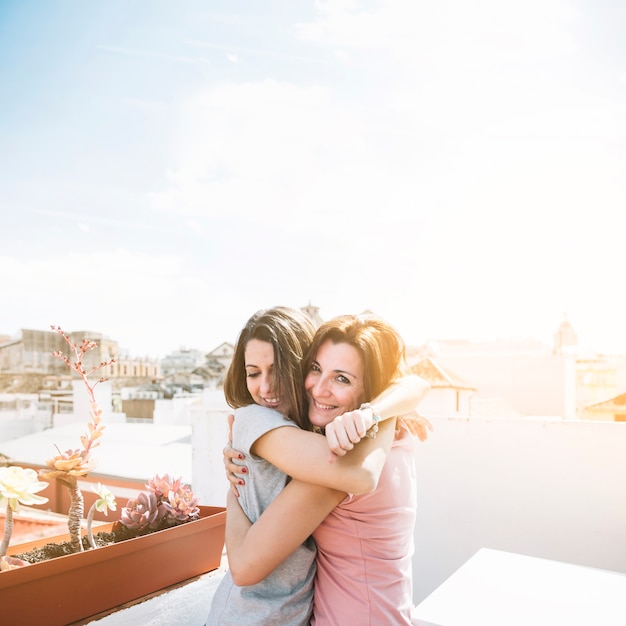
226;480;345;586
226;419;395;585
252;415;396;495
225;375;428;495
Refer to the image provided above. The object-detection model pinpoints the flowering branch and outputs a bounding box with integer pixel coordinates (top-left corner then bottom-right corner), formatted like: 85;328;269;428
39;326;116;552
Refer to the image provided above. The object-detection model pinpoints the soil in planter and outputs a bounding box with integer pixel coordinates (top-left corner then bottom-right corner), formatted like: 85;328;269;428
11;520;193;565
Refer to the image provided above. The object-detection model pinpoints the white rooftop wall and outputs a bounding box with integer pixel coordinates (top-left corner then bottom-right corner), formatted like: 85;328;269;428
413;416;626;603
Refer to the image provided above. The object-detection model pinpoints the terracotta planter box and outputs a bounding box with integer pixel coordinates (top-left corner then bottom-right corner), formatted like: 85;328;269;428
0;505;226;626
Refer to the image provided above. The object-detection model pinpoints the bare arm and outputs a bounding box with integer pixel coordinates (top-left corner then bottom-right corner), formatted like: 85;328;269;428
226;419;395;585
225;375;428;495
226;479;345;586
252;415;396;494
370;374;430;419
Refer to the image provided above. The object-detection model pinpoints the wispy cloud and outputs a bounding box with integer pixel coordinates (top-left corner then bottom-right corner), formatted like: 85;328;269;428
185;39;326;64
33;209;158;232
96;45;211;66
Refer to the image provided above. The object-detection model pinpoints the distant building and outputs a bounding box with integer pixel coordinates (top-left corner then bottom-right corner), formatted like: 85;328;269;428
575;355;619;413
422;335;574;418
553;315;578;355
410;356;476;417
580;392;626;422
195;342;234;389
415;318;626;420
161;347;206;377
0;328;160;391
301;302;324;328
109;354;160;380
0;328;68;374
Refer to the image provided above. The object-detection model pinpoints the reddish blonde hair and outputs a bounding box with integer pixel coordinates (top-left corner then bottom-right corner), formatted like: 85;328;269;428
304;313;408;406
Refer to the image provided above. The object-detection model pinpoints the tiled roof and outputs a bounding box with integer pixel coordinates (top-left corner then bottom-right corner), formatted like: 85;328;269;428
584;392;626;411
410;356;477;391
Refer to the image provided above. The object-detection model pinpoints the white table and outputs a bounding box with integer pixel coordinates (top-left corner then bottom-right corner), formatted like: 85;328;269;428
412;548;626;626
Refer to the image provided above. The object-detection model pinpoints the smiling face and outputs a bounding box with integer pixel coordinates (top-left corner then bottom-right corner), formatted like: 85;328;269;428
305;339;366;429
244;338;285;414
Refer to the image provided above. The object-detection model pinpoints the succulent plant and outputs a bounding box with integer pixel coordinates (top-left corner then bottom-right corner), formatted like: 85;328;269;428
0;466;49;561
121;474;199;531
162;483;200;523
146;474;182;500
43;447;98;481
120;491;167;531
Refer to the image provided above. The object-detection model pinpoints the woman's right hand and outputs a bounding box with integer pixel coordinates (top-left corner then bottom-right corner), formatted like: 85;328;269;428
324;407;374;458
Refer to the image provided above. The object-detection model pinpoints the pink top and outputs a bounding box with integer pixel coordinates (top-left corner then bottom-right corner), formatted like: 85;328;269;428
311;427;418;626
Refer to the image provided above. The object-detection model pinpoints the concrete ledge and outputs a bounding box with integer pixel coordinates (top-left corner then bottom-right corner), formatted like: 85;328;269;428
76;565;227;625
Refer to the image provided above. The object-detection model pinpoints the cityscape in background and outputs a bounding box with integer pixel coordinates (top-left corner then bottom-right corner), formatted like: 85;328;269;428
1;302;626;435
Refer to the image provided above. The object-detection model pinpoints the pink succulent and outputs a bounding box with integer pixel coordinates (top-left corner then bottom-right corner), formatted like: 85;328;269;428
162;484;200;523
146;474;181;500
120;491;166;531
120;474;200;531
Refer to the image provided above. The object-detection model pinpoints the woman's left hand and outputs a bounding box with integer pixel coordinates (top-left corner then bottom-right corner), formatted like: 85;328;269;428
224;413;248;496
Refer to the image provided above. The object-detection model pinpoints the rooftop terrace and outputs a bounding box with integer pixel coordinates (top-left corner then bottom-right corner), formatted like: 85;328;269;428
1;396;625;624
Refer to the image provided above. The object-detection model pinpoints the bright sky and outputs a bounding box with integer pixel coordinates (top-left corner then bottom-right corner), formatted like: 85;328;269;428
1;1;625;358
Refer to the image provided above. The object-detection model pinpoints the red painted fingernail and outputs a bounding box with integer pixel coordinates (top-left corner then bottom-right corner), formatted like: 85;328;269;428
238;453;244;459
241;467;247;473
238;480;244;485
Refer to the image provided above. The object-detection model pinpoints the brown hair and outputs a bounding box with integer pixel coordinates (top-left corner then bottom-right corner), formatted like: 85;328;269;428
223;306;316;428
303;313;408;406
